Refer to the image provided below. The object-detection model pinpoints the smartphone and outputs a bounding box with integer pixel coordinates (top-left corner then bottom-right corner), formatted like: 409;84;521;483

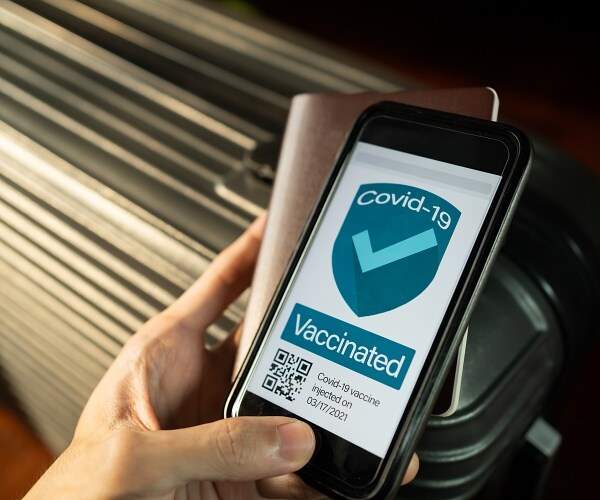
225;101;532;499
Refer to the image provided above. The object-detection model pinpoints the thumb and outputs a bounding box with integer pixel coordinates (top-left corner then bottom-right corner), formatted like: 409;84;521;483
147;417;315;485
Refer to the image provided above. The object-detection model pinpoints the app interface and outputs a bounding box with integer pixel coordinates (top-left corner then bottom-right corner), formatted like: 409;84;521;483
245;141;501;458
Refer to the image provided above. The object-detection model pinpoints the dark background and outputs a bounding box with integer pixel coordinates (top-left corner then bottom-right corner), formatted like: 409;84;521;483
240;0;599;176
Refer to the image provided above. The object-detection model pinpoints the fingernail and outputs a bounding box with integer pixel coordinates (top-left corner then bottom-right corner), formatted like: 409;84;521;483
277;419;315;462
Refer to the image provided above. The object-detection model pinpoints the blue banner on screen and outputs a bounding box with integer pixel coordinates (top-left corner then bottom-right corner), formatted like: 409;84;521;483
281;303;415;389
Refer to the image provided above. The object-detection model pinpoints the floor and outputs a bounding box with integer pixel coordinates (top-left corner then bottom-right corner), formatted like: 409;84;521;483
0;403;53;500
1;1;599;499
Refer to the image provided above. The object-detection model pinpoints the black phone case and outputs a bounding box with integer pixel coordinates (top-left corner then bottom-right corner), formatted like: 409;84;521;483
226;101;533;500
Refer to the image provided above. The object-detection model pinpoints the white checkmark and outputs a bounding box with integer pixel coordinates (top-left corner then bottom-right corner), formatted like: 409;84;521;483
352;228;438;273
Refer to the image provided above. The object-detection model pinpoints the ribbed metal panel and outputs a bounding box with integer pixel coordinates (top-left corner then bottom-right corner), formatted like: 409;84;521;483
0;0;403;455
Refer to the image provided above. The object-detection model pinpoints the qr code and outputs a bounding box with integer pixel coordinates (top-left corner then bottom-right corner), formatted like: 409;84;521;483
262;348;312;401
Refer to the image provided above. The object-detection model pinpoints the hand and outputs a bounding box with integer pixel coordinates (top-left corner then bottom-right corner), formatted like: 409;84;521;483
23;213;418;499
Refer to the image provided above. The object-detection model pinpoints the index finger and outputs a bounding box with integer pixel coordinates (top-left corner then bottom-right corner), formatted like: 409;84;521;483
165;211;267;331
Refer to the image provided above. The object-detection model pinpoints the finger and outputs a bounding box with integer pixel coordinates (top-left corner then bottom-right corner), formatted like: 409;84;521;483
148;417;315;485
166;212;267;331
401;453;420;485
198;323;243;423
257;473;328;499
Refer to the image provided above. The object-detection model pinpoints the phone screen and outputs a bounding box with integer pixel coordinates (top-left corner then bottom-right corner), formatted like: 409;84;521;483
230;112;513;488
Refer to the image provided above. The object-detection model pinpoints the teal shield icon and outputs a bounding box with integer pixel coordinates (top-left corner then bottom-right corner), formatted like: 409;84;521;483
332;183;461;317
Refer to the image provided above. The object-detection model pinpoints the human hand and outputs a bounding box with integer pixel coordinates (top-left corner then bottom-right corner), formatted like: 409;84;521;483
23;212;418;499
